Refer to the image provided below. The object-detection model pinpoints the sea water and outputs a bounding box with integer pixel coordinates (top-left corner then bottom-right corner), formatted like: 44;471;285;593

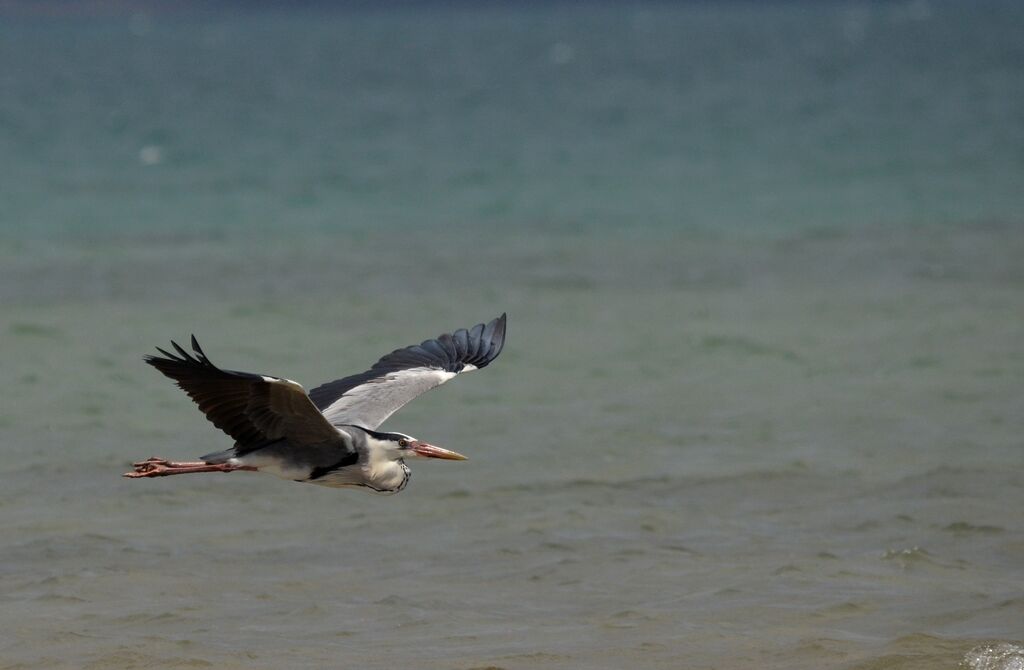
1;3;1022;668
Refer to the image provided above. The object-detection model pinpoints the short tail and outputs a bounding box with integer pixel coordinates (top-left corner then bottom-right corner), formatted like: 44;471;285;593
199;448;235;464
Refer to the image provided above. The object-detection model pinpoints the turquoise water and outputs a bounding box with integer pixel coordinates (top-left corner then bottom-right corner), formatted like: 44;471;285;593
1;3;1023;669
2;2;1023;241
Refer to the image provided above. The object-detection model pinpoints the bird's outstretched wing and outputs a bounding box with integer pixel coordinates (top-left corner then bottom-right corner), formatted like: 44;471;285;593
146;336;341;450
309;313;507;430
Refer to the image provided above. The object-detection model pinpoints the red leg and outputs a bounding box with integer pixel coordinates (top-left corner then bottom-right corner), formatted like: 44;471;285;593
124;457;257;478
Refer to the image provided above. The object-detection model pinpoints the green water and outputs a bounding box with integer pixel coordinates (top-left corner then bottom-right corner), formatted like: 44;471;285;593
1;3;1023;669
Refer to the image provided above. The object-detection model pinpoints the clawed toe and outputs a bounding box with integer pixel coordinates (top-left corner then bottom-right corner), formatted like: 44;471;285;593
124;456;171;478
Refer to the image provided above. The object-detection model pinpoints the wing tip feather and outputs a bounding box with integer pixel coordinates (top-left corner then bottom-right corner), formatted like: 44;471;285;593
309;313;507;419
467;312;507;369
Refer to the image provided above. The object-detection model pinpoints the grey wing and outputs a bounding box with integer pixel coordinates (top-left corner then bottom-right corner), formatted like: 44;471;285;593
308;313;507;430
146;336;341;450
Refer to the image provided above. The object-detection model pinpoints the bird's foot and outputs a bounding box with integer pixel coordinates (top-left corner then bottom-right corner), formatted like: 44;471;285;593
124;457;253;478
125;457;181;478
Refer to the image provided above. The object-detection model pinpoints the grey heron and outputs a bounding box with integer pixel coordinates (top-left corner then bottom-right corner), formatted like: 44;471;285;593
125;314;506;494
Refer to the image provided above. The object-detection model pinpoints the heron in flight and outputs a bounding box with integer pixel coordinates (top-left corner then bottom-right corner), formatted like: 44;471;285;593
125;314;506;494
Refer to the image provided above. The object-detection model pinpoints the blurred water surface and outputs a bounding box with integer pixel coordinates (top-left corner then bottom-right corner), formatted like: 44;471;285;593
1;3;1023;669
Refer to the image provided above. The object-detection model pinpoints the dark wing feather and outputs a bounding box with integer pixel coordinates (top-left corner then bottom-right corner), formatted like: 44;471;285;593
146;336;339;451
451;328;469;359
309;313;507;429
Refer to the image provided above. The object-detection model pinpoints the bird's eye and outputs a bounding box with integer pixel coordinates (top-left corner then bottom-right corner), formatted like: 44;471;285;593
398;439;409;448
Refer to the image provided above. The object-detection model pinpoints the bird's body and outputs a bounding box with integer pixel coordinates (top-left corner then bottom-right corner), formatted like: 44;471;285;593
204;427;409;493
126;314;506;494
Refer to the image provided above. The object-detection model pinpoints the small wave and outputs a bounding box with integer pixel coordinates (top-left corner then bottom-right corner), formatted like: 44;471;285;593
882;546;934;562
491;467;824;496
962;643;1024;670
944;522;1005;535
880;546;966;570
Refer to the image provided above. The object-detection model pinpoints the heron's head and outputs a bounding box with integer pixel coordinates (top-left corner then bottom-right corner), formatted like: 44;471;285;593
365;429;468;462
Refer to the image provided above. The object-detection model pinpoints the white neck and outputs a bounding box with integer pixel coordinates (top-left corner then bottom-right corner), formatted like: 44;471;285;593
363;436;410;493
